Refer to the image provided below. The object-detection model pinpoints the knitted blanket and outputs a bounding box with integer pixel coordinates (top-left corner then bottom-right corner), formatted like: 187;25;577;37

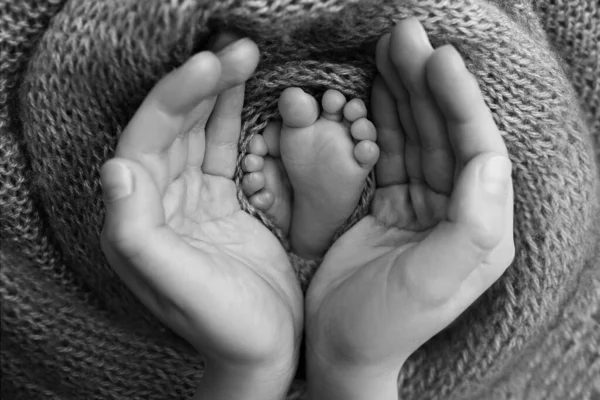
1;0;599;399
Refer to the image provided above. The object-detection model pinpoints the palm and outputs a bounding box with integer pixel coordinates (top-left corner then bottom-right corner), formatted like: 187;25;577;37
160;169;301;363
164;168;284;268
307;22;515;369
306;180;451;365
104;46;303;368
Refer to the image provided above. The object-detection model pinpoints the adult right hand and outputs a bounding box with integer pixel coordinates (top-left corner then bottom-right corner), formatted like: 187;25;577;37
100;37;303;400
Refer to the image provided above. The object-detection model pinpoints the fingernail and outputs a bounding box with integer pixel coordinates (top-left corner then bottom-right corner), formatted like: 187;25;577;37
480;156;511;196
209;33;243;53
101;161;133;202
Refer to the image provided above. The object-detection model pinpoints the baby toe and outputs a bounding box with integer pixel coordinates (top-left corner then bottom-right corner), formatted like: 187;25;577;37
321;89;347;121
242;154;264;173
343;98;367;123
249;134;268;157
279;87;319;128
350;118;377;141
354;140;380;170
250;190;275;210
242;172;266;195
263;121;282;157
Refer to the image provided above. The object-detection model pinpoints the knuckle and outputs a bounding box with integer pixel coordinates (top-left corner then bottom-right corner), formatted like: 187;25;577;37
101;221;142;258
496;239;516;267
399;260;455;307
468;221;503;253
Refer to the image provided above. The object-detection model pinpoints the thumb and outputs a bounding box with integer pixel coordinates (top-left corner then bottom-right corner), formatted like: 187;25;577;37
399;152;513;301
100;158;166;260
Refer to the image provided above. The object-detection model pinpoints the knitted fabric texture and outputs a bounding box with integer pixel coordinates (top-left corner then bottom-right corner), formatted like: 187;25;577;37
1;0;599;399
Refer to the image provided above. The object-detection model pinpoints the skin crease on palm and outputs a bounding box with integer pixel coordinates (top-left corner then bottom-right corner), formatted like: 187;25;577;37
100;36;304;400
100;18;514;400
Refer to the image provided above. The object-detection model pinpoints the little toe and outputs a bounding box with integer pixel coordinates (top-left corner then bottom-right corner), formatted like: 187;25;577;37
263;121;282;157
354;140;380;170
250;190;275;211
261;158;292;233
249;134;268;157
242;172;266;196
242;154;264;173
321;90;347;122
350;118;377;142
343;98;368;123
279;87;320;128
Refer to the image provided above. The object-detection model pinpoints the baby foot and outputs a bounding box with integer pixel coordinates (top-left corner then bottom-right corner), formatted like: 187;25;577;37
278;88;379;260
242;121;293;233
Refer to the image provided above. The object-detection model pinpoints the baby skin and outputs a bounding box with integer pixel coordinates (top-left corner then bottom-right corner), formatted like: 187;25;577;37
242;89;379;259
100;18;515;400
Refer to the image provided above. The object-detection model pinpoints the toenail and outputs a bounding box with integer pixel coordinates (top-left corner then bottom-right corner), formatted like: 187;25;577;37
208;32;244;53
344;99;366;121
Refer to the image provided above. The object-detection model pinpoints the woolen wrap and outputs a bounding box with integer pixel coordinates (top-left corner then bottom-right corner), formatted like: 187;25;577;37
1;0;599;399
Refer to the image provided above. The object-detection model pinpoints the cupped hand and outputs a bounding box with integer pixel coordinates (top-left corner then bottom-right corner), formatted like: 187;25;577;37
306;19;515;389
100;38;302;374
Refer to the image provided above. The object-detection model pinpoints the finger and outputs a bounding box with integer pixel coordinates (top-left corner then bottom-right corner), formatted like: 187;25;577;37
389;18;454;195
394;153;512;302
375;31;422;183
213;38;260;95
207;31;242;52
117;52;222;158
116;39;259;189
453;183;515;309
168;134;191;184
371;75;407;187
100;158;168;258
202;84;245;178
100;158;213;316
181;39;259;177
184;98;216;169
114;53;221;192
426;45;508;166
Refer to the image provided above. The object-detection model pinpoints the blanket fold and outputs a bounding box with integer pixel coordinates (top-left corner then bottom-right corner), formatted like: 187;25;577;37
1;0;599;399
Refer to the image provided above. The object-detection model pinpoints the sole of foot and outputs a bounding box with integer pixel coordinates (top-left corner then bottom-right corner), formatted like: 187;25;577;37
278;88;379;259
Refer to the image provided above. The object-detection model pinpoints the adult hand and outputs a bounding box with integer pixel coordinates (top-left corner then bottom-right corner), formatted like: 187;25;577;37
100;38;302;399
305;19;515;400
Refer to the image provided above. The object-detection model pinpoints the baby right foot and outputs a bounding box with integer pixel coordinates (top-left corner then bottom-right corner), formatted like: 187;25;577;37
279;88;379;260
242;89;379;260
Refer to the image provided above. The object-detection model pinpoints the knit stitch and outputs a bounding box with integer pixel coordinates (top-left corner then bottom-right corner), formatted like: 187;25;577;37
1;0;599;399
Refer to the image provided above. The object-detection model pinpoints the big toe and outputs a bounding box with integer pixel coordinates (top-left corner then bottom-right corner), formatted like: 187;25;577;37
278;88;319;128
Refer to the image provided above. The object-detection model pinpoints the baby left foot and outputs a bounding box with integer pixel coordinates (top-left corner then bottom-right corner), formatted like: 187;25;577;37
241;122;293;234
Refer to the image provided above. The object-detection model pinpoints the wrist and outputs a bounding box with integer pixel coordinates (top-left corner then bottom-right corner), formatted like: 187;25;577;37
193;355;298;400
306;352;400;400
